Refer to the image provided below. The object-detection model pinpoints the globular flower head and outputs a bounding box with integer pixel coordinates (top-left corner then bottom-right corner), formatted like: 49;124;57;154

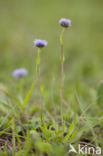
34;39;47;48
59;18;71;28
12;68;28;79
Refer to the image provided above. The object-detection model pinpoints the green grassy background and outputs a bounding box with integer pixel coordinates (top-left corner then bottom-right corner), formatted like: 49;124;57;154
0;0;103;155
0;0;103;84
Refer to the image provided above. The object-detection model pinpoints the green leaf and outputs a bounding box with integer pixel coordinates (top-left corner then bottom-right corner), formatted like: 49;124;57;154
63;122;75;142
22;81;35;108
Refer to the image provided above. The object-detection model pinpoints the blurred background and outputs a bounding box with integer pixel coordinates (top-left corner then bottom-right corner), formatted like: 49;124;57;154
0;0;103;89
0;1;103;153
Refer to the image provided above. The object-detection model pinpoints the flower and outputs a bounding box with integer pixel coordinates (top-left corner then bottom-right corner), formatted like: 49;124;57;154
34;39;47;48
12;68;28;79
59;18;71;28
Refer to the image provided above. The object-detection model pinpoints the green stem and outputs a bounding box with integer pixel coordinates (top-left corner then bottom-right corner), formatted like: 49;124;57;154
12;118;16;156
36;48;44;123
60;28;65;133
19;78;24;97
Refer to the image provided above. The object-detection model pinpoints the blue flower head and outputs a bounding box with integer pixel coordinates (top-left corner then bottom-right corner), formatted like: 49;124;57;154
34;39;47;48
59;18;71;28
12;68;28;79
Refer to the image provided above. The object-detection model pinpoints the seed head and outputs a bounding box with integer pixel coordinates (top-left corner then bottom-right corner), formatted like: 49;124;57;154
59;18;71;28
12;68;28;79
34;39;47;48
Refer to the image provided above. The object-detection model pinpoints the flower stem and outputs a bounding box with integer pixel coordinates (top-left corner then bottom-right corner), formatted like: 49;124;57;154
36;48;44;123
60;28;65;132
12;118;16;156
19;78;24;97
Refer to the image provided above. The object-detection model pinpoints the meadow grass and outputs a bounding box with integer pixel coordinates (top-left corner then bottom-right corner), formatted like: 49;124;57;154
0;0;103;155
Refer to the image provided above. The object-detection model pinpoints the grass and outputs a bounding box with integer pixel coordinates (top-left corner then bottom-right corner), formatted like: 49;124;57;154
0;0;103;155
